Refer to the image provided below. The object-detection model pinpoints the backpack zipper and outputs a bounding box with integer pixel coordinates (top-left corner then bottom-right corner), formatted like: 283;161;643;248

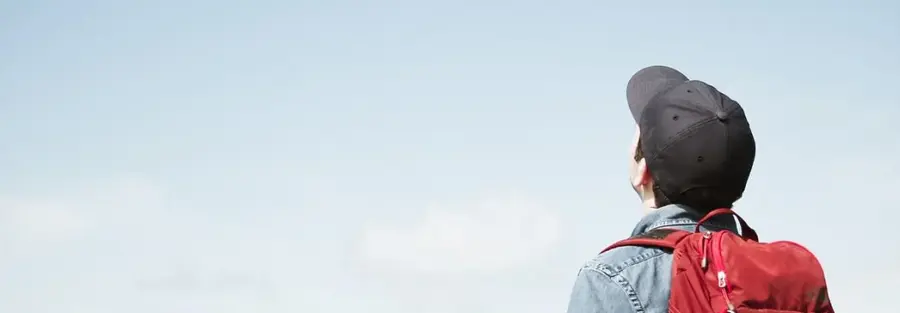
710;231;736;313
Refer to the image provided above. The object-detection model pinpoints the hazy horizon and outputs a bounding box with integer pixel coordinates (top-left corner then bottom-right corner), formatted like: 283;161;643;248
2;1;898;312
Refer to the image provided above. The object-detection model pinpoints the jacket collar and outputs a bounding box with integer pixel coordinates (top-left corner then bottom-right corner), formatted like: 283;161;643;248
630;204;739;236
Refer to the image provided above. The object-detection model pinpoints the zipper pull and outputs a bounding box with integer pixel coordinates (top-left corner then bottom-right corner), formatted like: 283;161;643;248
717;271;727;288
700;231;711;269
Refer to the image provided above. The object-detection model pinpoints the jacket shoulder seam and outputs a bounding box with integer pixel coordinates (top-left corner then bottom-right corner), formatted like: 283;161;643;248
598;271;646;313
585;247;669;277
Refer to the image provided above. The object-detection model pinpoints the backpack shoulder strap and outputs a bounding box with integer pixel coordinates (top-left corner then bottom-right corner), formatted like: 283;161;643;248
696;208;759;241
601;228;693;253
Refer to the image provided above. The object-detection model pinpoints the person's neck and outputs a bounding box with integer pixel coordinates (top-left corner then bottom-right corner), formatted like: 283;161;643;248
640;196;657;214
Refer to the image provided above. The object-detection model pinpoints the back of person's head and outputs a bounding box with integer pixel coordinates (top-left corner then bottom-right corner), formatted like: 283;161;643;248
625;66;756;214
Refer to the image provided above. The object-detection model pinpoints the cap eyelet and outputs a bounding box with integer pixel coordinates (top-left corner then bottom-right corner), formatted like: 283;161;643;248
672;115;679;121
716;111;728;121
697;156;704;162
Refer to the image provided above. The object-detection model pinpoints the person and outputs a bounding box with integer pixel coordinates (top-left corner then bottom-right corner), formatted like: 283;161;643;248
567;66;765;312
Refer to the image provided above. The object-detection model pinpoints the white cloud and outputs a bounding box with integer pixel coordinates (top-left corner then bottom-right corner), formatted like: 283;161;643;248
359;193;561;273
0;176;163;251
0;177;303;312
0;197;89;243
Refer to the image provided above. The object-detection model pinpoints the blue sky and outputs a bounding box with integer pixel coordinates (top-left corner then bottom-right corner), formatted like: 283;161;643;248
1;0;898;312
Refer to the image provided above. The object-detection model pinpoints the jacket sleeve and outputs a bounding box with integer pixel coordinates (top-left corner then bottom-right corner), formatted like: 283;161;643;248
566;267;635;313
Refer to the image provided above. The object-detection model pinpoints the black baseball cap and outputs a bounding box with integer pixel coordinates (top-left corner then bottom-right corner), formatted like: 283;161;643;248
626;66;756;209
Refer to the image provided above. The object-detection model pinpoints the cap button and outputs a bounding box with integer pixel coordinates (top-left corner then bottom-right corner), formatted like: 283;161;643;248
715;111;728;121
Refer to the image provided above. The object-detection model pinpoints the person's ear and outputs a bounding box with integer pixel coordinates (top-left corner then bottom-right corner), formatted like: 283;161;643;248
631;158;650;188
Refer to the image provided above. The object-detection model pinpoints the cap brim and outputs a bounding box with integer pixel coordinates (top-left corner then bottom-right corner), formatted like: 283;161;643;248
626;66;689;122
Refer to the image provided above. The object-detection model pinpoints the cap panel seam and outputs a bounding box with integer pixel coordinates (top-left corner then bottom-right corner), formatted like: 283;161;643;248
644;116;716;164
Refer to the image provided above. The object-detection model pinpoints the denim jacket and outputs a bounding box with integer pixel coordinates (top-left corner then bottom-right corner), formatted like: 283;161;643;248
566;204;739;313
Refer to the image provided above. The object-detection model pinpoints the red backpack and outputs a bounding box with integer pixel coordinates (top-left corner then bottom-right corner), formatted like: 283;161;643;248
602;208;834;313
